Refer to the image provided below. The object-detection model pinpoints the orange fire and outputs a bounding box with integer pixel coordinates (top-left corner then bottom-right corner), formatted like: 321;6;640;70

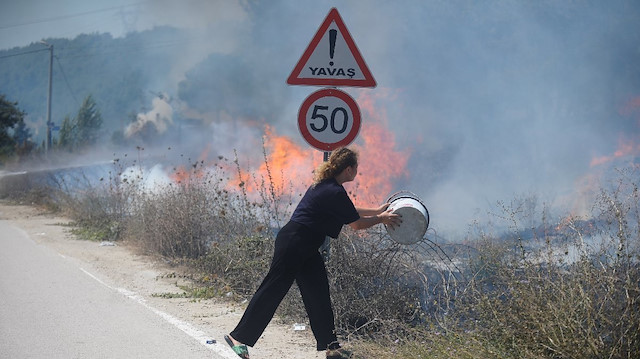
590;96;640;168
235;125;318;196
170;89;410;209
590;137;640;167
572;134;639;217
568;96;640;215
348;90;410;206
169;145;211;185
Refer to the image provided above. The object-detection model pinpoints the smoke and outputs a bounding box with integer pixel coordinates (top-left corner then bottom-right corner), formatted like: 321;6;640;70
120;163;172;193
14;0;636;237
128;0;640;235
125;95;173;138
329;0;640;235
137;0;250;85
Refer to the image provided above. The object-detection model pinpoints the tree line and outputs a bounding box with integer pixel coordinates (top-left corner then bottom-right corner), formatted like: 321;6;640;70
0;93;102;166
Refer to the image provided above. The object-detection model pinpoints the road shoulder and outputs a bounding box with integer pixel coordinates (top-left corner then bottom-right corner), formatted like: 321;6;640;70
0;201;321;359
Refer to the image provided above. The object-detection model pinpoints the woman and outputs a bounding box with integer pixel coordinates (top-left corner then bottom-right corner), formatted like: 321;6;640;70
225;147;401;359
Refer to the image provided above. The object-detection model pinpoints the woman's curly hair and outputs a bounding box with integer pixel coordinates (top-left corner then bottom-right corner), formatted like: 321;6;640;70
312;147;358;185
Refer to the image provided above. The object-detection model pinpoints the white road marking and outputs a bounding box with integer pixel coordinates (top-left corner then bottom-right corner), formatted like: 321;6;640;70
80;267;238;359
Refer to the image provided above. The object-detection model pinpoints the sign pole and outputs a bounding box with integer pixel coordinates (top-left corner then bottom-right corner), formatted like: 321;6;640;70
288;7;375;261
320;150;332;261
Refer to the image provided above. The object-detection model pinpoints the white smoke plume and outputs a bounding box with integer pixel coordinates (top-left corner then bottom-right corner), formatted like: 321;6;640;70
125;96;173;138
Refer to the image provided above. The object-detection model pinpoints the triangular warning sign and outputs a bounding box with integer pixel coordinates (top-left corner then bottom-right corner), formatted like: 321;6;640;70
287;8;376;88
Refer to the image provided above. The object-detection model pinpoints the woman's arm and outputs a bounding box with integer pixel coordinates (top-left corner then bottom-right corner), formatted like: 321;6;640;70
349;207;402;230
355;203;390;217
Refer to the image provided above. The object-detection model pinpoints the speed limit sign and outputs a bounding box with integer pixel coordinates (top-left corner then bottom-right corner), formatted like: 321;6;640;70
298;88;361;151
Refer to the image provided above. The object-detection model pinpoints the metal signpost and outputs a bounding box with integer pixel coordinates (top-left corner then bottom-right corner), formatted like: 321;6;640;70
287;8;376;260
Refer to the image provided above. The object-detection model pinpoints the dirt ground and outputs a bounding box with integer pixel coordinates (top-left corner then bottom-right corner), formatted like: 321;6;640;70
0;201;324;359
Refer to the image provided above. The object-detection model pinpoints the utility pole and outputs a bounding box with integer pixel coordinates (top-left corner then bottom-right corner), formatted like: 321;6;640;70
40;41;53;153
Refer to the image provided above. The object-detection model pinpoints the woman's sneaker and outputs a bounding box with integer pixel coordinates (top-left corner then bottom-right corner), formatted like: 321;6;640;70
326;347;353;359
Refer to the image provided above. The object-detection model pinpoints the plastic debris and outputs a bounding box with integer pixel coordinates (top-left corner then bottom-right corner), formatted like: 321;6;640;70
206;339;216;344
99;241;116;246
292;323;306;331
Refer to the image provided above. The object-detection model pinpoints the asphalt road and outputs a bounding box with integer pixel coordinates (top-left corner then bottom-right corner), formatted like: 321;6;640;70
0;219;235;359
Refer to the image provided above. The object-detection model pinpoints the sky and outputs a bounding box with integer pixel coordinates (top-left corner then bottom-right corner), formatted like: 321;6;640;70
0;0;248;50
2;0;640;237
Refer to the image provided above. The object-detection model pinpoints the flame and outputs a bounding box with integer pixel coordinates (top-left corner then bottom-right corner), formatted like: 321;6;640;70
236;125;317;196
349;90;410;206
169;165;191;185
168;89;410;210
590;96;640;168
590;137;640;167
168;145;211;185
573;135;640;217
569;95;640;215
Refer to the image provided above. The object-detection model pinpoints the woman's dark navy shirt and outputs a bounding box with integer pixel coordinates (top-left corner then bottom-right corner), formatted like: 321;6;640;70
290;178;360;238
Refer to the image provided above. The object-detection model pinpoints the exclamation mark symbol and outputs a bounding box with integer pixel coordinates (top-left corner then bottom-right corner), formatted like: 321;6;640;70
329;29;337;67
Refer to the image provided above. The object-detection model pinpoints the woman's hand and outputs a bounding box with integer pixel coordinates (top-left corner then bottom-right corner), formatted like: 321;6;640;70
376;203;390;214
379;208;402;229
356;203;391;217
351;203;402;230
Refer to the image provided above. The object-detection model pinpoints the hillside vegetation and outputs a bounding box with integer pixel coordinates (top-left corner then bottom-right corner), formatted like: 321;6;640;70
0;26;286;150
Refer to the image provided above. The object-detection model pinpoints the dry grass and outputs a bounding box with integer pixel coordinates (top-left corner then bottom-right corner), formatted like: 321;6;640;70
454;168;640;358
15;149;640;359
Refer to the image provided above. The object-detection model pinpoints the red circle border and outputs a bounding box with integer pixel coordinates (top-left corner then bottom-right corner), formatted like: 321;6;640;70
297;88;361;152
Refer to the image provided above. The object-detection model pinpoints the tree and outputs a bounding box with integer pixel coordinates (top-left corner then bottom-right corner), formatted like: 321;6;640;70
57;115;75;151
12;117;35;158
75;94;103;147
0;94;27;163
56;94;103;152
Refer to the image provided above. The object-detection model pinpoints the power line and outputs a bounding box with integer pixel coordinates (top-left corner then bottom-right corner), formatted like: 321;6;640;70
44;36;210;62
0;33;193;62
55;55;80;107
0;48;49;59
0;2;148;30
